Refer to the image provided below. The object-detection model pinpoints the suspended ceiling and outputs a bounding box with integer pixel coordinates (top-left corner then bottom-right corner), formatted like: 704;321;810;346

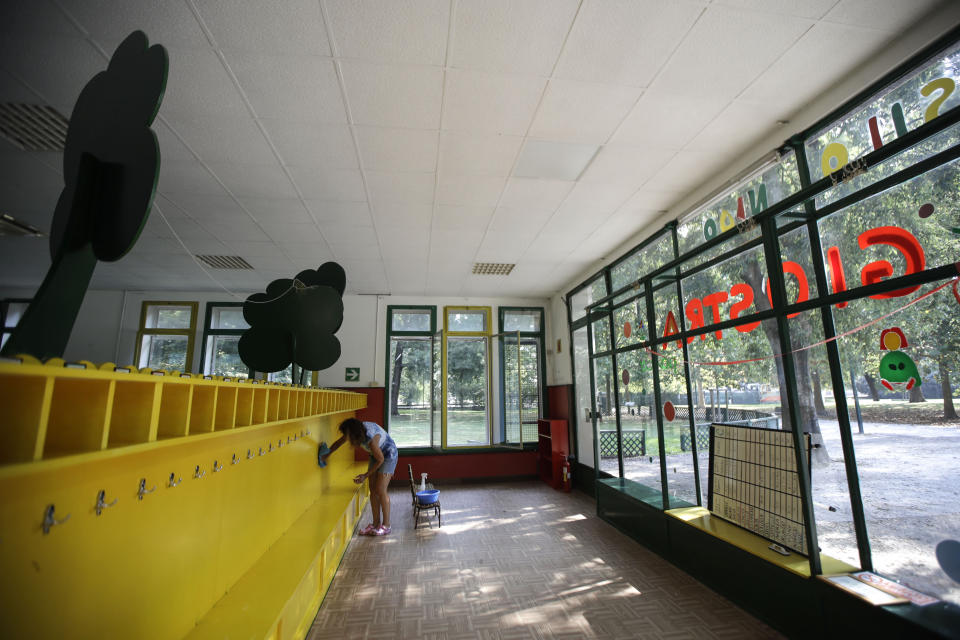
0;0;955;297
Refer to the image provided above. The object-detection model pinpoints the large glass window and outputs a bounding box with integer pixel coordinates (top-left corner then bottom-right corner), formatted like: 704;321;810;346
0;299;29;351
386;306;436;448
444;307;492;447
201;303;249;378
499;308;544;444
136;302;198;372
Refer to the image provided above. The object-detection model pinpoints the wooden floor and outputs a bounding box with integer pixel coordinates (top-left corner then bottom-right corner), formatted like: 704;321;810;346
307;481;783;640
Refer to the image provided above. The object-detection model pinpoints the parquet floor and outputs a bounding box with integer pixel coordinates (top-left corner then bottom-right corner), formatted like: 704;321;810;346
307;481;783;640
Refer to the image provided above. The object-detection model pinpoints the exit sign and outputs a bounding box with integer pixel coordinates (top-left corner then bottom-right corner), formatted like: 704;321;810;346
345;367;359;382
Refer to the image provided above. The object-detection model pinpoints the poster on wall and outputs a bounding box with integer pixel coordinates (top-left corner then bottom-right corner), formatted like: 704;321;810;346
708;423;811;555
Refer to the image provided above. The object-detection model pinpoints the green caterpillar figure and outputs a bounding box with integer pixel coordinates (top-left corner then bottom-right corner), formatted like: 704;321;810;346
878;327;920;391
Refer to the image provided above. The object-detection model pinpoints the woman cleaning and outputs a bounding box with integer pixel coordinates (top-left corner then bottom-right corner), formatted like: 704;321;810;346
322;418;398;536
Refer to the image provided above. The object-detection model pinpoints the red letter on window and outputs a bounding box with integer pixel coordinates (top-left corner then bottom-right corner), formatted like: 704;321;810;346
826;246;848;308
729;283;760;333
662;310;681;350
702;291;729;339
764;261;809;318
858;226;925;298
685;298;706;343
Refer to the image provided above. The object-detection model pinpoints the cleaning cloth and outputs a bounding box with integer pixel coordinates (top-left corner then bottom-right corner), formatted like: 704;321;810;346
317;441;331;467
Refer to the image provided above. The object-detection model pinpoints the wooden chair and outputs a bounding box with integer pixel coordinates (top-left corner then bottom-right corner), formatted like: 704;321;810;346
408;464;441;529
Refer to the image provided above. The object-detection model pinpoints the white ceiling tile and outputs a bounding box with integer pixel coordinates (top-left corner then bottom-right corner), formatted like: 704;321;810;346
0;34;107;116
378;228;430;261
365;171;435;205
325;0;449;65
355;127;438;172
499;178;574;211
154;121;196;163
384;258;428;288
162;114;276;165
370;203;433;228
157;160;227;195
488;206;554;233
579;144;675;187
612;90;729;148
432;205;494;231
513;140;599;181
226;53;347;123
261;120;358;170
530;79;642;143
685;100;787;153
0;1;82;37
540;206;606;238
277;241;334;260
823;0;944;32
650;5;813;102
306;200;373;226
740;22;893;108
443;69;547;135
450;0;580;75
554;182;636;217
207;162;297;198
205;215;271;242
238;197;312;224
620;185;685;213
159;47;248;118
435;174;506;206
161;193;238;218
438;132;523;176
338;259;387;279
322;224;380;248
287;167;367;201
475;229;538;262
555;0;706;86
196;0;331;55
524;231;583;259
262;222;325;243
713;0;836;20
57;0;210;49
646;149;726;193
0;68;40;104
227;241;282;257
429;229;484;259
341;60;442;129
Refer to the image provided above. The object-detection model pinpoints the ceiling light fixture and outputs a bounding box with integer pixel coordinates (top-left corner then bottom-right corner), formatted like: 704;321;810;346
0;213;45;237
0;103;68;151
472;262;515;275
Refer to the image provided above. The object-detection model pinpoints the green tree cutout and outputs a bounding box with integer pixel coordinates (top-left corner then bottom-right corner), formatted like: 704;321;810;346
2;31;167;360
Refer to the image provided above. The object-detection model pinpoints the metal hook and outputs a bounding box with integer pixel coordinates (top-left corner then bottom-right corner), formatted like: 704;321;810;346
268;443;274;452
212;460;223;472
95;490;118;515
247;449;254;460
168;473;182;488
42;504;70;534
277;439;282;448
259;447;265;456
194;465;205;479
232;453;240;465
138;478;157;500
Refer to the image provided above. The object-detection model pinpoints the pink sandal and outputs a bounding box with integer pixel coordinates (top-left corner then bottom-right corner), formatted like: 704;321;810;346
372;526;391;536
358;523;378;536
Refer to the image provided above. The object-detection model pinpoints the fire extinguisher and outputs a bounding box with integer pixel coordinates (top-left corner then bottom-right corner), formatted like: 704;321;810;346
561;456;572;493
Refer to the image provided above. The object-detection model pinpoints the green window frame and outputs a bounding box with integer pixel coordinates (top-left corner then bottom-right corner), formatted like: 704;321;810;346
200;302;251;379
0;298;30;353
497;307;546;446
384;306;437;448
135;301;199;373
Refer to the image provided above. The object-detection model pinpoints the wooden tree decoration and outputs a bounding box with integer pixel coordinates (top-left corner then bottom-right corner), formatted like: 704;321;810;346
1;31;167;360
239;262;346;374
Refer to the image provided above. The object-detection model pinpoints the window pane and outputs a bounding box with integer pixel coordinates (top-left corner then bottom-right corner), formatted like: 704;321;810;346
676;151;800;260
805;41;960;183
573;326;594;465
614;298;647;349
610;233;675;291
833;277;959;605
502;310;540;332
617;349;660;494
388;337;431;447
570;276;607;322
3;301;28;328
656;345;695;507
207;335;247;378
211;307;247;330
502;337;541;443
591;316;611;353
269;366;293;384
447;310;486;332
139;334;188;371
392;309;432;332
446;336;488;446
145;304;192;329
503;335;521;443
593;355;616;476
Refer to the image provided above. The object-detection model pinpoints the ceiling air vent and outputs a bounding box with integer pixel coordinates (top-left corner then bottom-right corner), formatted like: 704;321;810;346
196;255;253;270
0;103;68;151
472;262;515;276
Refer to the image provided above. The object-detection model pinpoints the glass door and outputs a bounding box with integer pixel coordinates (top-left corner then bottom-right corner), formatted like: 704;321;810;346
431;330;442;450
